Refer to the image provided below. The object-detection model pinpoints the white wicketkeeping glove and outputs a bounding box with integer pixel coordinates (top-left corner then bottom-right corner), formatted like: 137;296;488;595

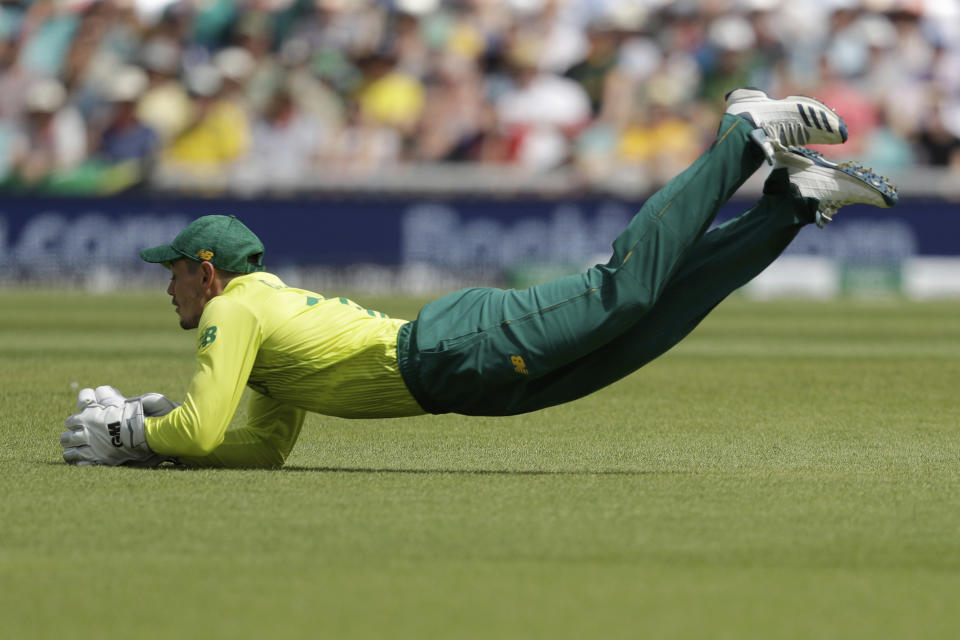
61;385;180;467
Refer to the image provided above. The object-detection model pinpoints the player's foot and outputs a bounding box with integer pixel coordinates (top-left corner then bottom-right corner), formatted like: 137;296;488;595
726;87;848;150
775;145;898;227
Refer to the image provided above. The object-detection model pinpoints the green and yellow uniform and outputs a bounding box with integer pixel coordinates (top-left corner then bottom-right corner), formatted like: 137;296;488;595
142;114;819;468
145;272;423;467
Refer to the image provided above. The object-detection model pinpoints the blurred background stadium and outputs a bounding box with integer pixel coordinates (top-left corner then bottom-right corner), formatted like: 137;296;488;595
0;0;957;297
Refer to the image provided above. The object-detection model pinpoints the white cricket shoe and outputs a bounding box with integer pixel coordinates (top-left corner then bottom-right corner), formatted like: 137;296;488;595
726;87;848;147
775;145;899;227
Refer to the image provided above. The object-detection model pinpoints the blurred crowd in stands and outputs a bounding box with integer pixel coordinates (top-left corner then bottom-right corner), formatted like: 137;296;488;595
0;0;958;195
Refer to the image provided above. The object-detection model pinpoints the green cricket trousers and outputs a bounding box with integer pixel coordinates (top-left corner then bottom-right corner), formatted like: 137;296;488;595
396;114;819;416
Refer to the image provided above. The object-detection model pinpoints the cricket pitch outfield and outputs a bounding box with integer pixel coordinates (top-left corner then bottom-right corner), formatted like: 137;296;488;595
1;291;959;639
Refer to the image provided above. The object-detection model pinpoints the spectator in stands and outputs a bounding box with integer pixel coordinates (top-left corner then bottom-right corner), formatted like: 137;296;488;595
213;46;257;114
861;104;916;174
412;57;485;162
0;34;28;180
565;24;622;117
917;92;960;169
16;0;81;80
60;0;116;118
136;37;193;142
4;78;87;190
0;0;958;193
322;97;401;174
699;14;763;108
162;63;251;176
278;38;345;134
93;65;158;173
617;101;702;186
386;10;430;79
231;13;283;115
811;53;880;157
356;52;426;142
235;84;325;193
495;36;591;171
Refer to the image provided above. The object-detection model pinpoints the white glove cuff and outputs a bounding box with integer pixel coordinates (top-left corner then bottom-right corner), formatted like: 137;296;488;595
120;400;152;452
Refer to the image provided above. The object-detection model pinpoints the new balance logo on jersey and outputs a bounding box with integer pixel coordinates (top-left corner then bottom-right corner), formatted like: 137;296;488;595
199;326;218;348
107;421;122;447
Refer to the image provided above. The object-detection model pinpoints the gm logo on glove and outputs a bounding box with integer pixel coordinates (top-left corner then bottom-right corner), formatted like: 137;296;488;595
107;421;122;447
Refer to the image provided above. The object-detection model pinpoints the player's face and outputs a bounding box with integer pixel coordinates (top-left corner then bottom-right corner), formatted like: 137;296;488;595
167;259;207;330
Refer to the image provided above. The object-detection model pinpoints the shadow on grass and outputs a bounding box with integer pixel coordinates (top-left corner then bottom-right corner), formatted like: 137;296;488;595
281;466;679;476
41;460;685;476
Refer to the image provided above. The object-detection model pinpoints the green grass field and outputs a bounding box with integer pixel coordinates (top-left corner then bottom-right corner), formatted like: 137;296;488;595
1;290;958;639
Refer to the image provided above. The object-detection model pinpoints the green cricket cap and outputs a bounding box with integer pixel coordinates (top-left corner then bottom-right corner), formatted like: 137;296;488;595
139;215;265;274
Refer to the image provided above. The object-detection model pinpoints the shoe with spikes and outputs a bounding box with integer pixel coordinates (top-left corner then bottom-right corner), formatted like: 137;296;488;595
774;145;899;228
726;87;848;164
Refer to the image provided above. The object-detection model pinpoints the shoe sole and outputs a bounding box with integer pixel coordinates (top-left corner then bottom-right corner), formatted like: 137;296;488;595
726;87;849;144
787;146;899;207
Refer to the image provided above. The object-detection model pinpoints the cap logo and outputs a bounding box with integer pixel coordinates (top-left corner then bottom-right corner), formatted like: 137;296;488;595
195;249;214;261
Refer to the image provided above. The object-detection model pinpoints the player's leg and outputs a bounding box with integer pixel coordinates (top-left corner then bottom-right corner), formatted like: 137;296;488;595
401;113;767;414
502;169;813;412
501;147;899;413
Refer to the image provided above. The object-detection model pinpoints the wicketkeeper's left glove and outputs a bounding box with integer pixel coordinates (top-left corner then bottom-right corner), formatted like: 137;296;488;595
60;385;179;467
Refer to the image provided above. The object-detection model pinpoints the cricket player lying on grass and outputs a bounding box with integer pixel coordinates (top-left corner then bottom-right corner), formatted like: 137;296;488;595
61;88;899;468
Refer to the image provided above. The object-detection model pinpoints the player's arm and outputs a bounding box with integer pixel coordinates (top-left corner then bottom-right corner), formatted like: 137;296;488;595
175;390;306;468
143;296;262;458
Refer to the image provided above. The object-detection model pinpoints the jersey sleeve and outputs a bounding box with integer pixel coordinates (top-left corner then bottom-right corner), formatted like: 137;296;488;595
173;390;306;468
144;296;263;457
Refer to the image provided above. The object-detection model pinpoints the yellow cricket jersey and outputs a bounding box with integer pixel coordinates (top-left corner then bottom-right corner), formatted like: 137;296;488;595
145;272;424;466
